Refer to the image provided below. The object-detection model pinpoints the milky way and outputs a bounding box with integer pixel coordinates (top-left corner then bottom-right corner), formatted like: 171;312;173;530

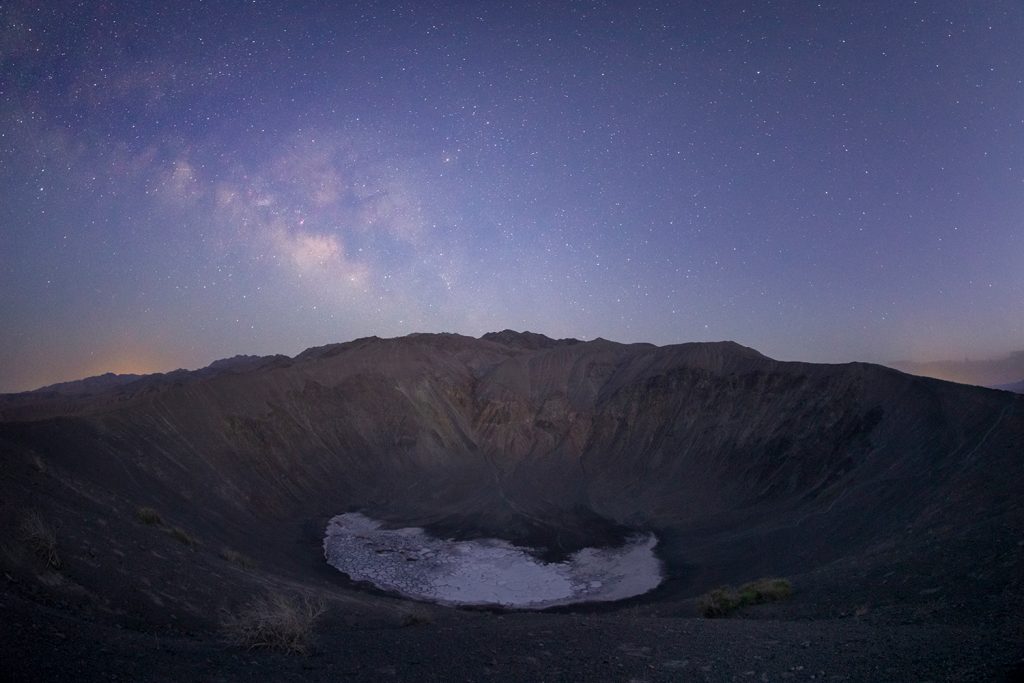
2;1;1022;391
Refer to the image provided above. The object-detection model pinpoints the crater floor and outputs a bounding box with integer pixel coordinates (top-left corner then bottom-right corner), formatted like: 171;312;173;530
323;513;663;608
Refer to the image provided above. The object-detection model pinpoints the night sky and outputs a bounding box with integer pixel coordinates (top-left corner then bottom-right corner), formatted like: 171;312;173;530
2;1;1022;392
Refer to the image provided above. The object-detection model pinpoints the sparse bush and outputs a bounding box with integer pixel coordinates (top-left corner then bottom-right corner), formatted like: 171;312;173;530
221;593;326;654
220;547;256;569
738;577;792;603
697;577;792;618
19;511;62;569
697;586;742;618
136;507;163;526
168;526;198;546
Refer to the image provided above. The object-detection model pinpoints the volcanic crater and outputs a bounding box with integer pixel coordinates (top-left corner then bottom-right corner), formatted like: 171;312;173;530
1;331;1022;680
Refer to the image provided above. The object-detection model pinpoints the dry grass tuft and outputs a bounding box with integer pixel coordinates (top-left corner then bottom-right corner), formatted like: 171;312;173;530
221;593;327;654
19;511;62;569
697;577;793;618
219;547;256;569
136;507;163;526
168;526;199;546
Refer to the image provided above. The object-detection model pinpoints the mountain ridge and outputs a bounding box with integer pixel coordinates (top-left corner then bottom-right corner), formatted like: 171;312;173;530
993;378;1024;394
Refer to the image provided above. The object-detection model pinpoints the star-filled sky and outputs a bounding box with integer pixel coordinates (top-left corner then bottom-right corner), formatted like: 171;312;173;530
2;1;1022;392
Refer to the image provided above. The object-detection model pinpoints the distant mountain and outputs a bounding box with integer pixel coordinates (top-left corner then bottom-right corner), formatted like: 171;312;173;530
7;354;292;404
889;350;1024;387
32;372;143;396
993;379;1024;394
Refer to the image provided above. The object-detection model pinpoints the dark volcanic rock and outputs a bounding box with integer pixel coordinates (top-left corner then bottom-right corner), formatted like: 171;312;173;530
1;331;1022;680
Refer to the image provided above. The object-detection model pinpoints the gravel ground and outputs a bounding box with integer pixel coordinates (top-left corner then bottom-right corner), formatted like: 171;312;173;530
3;586;1021;682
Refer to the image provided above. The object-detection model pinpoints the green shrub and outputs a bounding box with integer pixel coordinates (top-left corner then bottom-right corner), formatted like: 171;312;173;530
697;586;742;618
697;577;792;618
136;507;163;526
19;511;62;569
221;593;326;654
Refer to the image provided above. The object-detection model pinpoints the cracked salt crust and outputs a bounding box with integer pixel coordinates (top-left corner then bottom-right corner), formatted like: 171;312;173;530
323;513;663;608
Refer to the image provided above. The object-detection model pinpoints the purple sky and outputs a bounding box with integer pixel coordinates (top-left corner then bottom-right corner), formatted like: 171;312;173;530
2;1;1022;392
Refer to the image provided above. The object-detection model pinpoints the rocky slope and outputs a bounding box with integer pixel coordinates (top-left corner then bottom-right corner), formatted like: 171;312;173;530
1;331;1022;680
